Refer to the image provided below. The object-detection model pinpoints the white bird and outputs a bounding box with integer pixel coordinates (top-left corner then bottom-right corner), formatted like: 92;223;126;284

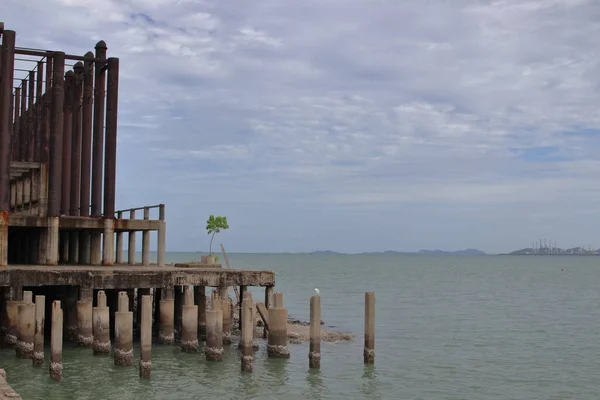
314;288;320;296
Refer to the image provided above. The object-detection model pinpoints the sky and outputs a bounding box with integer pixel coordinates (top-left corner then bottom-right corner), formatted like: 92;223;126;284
3;0;600;254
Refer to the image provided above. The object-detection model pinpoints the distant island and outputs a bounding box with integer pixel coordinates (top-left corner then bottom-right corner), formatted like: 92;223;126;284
309;249;486;256
507;247;600;256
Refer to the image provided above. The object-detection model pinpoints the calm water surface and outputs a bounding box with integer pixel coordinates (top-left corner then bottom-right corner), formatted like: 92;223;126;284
2;254;600;399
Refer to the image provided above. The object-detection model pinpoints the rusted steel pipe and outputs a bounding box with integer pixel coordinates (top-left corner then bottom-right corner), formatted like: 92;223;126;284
19;78;27;161
27;70;35;161
47;52;65;217
80;52;93;217
0;30;16;208
60;71;74;216
103;57;119;219
91;41;107;217
12;88;20;161
40;54;53;164
35;61;43;162
70;62;83;216
15;48;106;62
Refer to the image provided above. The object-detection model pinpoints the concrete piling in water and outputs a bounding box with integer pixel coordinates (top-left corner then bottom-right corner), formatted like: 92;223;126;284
33;295;45;366
309;295;321;369
50;300;63;382
65;286;78;341
16;292;34;359
267;292;289;358
221;297;232;345
114;291;133;366
181;287;198;352
263;286;273;338
205;293;223;361
139;294;152;378
5;300;18;347
193;285;206;341
92;291;110;355
159;288;174;344
77;289;93;347
240;295;254;372
364;292;375;364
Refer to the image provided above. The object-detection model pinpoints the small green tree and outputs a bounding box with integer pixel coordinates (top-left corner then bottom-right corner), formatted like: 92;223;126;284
206;215;229;256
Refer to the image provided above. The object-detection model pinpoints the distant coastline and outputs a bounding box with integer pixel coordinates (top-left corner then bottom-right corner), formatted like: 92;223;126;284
308;249;487;256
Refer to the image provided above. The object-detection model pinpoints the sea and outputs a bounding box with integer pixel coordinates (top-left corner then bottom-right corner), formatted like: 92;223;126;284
1;253;600;399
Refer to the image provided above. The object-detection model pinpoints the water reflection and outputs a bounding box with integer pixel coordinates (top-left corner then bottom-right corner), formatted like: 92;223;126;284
361;365;381;399
305;368;325;400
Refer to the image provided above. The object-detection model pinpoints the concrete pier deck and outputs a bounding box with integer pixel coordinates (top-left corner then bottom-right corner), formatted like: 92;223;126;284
0;264;275;289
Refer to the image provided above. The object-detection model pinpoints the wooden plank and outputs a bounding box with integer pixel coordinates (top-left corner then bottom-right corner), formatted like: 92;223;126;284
220;244;240;303
255;301;270;331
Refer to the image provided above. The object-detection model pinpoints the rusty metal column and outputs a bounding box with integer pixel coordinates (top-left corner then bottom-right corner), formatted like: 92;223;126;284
90;41;106;266
40;53;53;165
12;88;20;161
59;71;74;264
35;61;43;162
0;30;16;266
69;63;83;264
103;57;118;219
19;78;27;162
27;70;35;161
79;52;93;265
47;52;65;217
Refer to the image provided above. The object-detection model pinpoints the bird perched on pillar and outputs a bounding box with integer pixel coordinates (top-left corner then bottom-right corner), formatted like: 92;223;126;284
314;288;320;296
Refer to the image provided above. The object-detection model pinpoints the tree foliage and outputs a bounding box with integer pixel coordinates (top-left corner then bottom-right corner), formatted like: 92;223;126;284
206;215;229;255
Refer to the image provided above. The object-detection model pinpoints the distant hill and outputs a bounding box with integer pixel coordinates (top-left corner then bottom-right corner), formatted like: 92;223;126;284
309;249;486;255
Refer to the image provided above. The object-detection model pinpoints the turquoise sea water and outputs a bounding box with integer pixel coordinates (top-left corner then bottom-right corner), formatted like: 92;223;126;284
2;253;600;399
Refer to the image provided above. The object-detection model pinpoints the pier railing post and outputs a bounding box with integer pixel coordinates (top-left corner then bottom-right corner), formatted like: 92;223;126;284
142;207;150;266
50;300;63;381
157;204;166;267
115;211;123;264
0;30;16;266
364;292;375;364
128;210;136;264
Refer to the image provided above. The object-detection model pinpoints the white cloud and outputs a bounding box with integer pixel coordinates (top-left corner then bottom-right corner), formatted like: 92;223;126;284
3;0;600;252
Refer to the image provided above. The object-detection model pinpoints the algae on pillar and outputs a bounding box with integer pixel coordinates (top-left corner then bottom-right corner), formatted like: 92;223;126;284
50;301;63;382
33;295;45;366
181;287;198;352
139;294;152;378
267;292;290;358
205;293;223;361
92;291;111;355
114;291;133;366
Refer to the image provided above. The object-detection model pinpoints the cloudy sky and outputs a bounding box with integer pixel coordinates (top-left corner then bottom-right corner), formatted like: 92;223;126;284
3;0;600;254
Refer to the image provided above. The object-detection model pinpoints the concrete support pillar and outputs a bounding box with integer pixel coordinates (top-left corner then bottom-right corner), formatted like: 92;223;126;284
181;287;198;352
90;232;102;265
5;300;18;347
50;300;63;382
221;297;232;345
364;292;375;364
159;288;174;344
267;292;289;358
92;291;110;355
263;286;273;339
136;288;150;336
128;210;136;265
38;229;48;265
205;293;223;361
174;285;183;336
33;295;45;365
60;232;69;264
240;295;254;372
65;286;78;341
16;292;34;359
77;289;93;347
102;218;115;266
115;212;123;264
79;232;90;265
139;294;152;378
309;295;321;369
46;217;60;266
114;291;133;366
142;207;150;266
69;231;79;264
194;286;206;341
